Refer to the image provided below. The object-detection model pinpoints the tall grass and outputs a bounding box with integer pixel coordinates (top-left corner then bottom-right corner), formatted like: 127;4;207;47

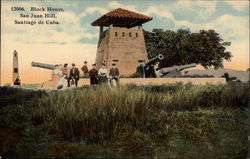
1;82;249;158
37;83;249;143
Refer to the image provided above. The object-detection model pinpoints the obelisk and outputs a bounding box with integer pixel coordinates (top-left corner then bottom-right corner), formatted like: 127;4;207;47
13;50;20;85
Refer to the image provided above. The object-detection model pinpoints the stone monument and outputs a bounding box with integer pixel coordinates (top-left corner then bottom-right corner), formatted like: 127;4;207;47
13;50;20;86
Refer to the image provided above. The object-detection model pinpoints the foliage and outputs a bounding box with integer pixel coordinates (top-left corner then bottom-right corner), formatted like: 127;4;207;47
144;29;232;69
0;83;249;158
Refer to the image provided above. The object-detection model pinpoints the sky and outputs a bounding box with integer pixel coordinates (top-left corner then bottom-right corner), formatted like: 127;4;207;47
1;0;249;84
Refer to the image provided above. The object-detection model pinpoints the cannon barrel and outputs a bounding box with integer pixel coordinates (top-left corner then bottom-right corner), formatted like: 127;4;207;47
160;63;196;74
144;54;164;66
31;62;56;70
177;63;196;71
136;54;164;78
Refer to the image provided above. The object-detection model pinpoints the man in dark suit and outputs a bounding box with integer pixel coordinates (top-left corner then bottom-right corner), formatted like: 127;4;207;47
89;64;98;85
109;63;120;86
68;63;80;87
81;61;89;77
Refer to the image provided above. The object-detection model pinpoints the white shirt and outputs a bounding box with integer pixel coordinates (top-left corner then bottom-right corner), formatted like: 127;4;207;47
98;67;108;76
52;67;62;77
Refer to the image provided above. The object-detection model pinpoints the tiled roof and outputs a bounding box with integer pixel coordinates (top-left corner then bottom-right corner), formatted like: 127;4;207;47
105;8;152;19
91;8;152;27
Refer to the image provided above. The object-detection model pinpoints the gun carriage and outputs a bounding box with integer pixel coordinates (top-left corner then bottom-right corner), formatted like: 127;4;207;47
137;55;196;78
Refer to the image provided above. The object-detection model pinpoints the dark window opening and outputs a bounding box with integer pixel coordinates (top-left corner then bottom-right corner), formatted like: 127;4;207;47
129;32;132;37
138;60;145;63
115;32;118;37
113;60;119;62
14;68;18;73
122;32;125;37
136;33;138;37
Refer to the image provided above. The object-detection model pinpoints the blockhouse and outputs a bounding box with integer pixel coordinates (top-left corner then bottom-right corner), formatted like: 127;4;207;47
91;8;152;75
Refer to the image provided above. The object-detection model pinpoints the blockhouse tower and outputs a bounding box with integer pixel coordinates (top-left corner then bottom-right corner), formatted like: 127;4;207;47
91;8;152;75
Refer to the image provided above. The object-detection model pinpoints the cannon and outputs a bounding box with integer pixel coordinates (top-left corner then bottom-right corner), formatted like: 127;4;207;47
136;54;164;78
143;54;164;67
136;54;196;78
31;62;69;89
31;61;56;70
159;63;196;77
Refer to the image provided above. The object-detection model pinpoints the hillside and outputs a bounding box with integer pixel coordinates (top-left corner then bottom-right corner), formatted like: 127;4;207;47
0;83;249;158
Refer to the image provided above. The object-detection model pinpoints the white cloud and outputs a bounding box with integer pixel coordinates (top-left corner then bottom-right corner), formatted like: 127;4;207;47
211;15;248;40
78;12;86;18
142;1;218;29
174;0;217;18
142;0;217;21
145;3;249;42
224;1;249;11
85;7;108;15
143;5;174;20
84;1;138;16
174;20;196;29
107;1;137;11
181;14;249;42
1;1;98;44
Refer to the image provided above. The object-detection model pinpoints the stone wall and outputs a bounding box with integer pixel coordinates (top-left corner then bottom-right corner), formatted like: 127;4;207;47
95;27;148;75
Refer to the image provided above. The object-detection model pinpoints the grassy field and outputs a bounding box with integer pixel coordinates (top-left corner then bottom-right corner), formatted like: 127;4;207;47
0;82;249;158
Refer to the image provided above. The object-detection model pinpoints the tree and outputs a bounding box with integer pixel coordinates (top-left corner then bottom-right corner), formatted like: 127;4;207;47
144;29;232;69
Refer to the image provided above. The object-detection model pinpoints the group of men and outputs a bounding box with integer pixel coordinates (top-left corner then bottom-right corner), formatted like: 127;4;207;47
51;63;80;90
51;61;120;90
88;62;120;86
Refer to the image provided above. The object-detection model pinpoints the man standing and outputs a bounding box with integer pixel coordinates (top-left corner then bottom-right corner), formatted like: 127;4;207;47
109;63;120;86
89;64;98;85
68;63;80;87
81;61;89;77
61;63;69;88
62;63;69;77
98;63;108;84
